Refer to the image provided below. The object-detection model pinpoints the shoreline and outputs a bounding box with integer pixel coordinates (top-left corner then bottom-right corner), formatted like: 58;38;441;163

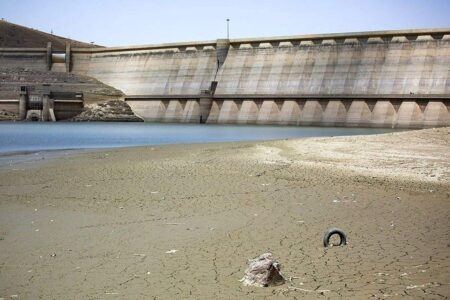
0;128;449;299
0;123;404;167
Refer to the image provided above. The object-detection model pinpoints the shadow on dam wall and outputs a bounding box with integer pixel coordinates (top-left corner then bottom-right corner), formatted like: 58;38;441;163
1;28;449;127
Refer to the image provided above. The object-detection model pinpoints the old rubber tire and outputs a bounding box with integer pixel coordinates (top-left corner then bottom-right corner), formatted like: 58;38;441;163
323;228;347;247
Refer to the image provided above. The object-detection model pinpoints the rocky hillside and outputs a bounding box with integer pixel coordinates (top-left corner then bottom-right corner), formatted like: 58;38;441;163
0;67;124;104
0;19;101;49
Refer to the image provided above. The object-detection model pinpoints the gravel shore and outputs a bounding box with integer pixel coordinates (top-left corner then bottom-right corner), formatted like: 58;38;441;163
0;128;448;299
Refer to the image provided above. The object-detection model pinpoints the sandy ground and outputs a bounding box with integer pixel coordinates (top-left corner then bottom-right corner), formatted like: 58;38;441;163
0;128;449;299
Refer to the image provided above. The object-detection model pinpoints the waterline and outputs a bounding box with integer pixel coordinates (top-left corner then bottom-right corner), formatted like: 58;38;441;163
0;122;402;154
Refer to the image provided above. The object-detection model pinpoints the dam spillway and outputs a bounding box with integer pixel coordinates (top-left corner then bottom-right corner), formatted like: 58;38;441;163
1;29;449;127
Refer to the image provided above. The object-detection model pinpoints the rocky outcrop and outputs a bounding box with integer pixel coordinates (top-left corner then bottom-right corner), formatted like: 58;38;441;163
70;100;143;122
0;109;18;121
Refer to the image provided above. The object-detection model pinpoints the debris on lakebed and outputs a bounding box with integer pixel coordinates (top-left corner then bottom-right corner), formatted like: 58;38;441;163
240;252;285;287
165;249;178;254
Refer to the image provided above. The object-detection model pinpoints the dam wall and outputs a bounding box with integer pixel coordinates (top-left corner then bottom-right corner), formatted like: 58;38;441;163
214;35;450;96
70;41;219;95
1;29;449;127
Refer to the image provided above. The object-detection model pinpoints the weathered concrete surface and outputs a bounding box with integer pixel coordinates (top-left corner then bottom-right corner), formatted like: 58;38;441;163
214;35;450;96
71;46;218;96
237;100;259;124
1;29;449;127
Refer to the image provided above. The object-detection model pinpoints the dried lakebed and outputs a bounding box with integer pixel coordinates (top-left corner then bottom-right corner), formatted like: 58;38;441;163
0;128;449;299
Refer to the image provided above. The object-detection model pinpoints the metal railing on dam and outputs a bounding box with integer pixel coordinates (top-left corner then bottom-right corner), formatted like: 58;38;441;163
1;28;449;127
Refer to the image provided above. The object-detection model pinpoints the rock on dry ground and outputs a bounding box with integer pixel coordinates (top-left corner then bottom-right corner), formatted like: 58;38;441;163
0;128;448;299
240;252;285;287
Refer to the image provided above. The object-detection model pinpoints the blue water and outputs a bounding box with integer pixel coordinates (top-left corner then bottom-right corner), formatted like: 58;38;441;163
0;122;400;154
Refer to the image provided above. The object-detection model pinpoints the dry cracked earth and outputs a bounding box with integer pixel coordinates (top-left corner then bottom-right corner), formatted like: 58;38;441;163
0;128;449;299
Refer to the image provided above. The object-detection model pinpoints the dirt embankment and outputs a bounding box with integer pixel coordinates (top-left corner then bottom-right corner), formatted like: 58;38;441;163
0;19;101;49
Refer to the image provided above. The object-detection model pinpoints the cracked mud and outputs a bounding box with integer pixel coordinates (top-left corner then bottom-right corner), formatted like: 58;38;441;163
0;128;449;299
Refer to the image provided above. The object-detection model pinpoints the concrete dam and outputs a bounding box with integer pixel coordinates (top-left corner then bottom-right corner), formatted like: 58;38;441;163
1;28;449;127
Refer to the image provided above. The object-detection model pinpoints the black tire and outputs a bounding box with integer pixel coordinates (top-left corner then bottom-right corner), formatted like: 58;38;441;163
323;228;347;247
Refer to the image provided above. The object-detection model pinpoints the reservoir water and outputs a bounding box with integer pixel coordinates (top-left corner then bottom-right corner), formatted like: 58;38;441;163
0;122;400;154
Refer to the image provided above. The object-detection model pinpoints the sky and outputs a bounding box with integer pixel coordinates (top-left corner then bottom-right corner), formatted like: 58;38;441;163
1;0;450;47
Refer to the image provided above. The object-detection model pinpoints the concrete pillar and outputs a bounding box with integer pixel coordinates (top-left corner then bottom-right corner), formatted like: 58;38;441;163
182;100;200;123
19;88;27;120
42;93;50;121
237;100;258;124
163;100;184;123
322;100;347;126
278;101;301;125
346;101;372;127
396;101;424;128
48;98;56;121
423;101;450;127
199;89;213;123
216;39;230;70
65;43;71;72
46;42;52;70
206;101;220;123
371;101;397;128
199;97;212;123
217;100;239;124
257;100;280;124
299;100;323;126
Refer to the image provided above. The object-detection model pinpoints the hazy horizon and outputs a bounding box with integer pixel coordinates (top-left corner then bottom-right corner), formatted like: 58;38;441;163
1;0;450;47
